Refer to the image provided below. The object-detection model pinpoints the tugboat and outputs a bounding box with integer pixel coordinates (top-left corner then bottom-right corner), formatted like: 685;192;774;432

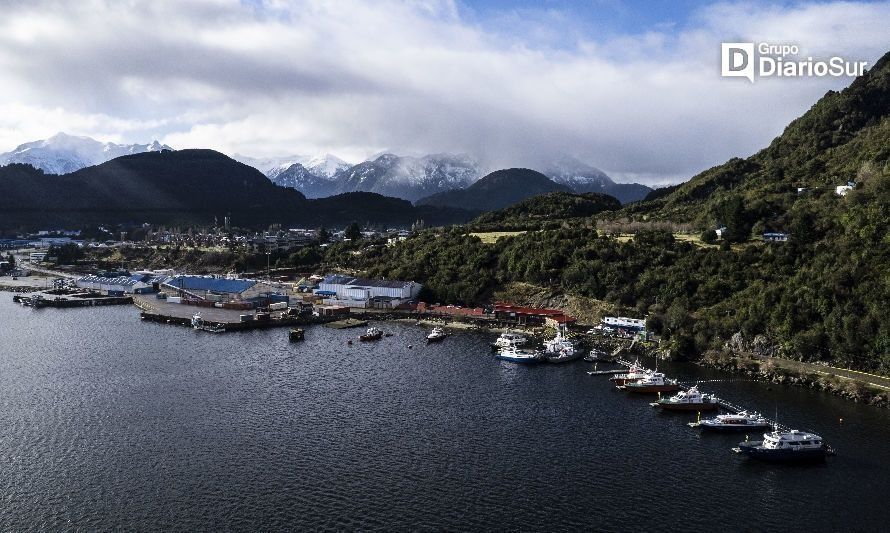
690;411;772;432
653;386;719;411
609;361;651;386
620;372;680;393
359;327;384;341
491;331;528;350
735;429;830;463
495;345;544;364
426;326;447;342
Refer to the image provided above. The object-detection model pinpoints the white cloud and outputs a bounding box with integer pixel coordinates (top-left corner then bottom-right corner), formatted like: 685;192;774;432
0;0;886;183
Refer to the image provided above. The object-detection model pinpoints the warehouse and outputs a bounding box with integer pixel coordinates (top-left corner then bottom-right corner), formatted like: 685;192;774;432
76;274;162;294
316;274;422;308
161;275;284;302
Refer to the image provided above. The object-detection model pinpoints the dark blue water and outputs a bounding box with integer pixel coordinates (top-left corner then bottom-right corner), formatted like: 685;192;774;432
1;298;889;531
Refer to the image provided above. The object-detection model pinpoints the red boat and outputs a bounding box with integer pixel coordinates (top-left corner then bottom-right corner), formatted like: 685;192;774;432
620;372;681;393
653;386;719;411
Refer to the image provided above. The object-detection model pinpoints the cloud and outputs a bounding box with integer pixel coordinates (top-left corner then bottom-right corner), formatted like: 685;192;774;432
0;0;886;183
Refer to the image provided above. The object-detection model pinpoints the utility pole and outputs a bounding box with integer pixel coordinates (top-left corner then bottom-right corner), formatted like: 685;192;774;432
266;250;271;282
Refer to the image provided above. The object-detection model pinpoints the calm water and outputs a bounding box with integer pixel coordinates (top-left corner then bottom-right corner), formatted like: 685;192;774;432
1;298;889;531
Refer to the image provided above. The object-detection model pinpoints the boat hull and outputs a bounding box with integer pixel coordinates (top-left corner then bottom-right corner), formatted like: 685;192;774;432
622;384;681;393
544;352;583;364
496;354;542;364
656;402;719;411
698;422;772;432
360;334;382;341
427;336;446;343
737;442;827;463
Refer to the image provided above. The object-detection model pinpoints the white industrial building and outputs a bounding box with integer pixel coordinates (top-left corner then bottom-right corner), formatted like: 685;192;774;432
76;274;160;294
316;274;421;308
602;316;646;330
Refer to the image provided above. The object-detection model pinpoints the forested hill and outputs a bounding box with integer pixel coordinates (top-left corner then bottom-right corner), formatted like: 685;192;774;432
624;49;890;228
415;168;570;212
0;150;477;229
472;191;621;230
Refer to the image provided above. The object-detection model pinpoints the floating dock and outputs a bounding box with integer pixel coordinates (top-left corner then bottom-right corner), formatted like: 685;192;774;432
325;318;369;329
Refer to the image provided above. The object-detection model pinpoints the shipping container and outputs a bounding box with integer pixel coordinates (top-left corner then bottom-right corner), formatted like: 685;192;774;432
269;302;288;311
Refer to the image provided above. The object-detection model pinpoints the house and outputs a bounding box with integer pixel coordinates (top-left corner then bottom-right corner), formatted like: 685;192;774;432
762;232;789;243
493;303;573;326
714;226;727;239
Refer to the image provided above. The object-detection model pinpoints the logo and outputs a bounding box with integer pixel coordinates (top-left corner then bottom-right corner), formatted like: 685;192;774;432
721;42;867;82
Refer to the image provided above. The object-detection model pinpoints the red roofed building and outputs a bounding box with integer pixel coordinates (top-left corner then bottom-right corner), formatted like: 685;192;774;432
494;303;575;326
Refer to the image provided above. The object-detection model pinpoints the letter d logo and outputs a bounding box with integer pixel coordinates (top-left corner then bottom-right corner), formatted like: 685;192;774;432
722;43;755;82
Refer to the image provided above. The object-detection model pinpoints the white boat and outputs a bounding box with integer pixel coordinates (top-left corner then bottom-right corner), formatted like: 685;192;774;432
690;411;772;432
191;313;204;329
735;429;829;462
495;345;543;363
543;327;575;355
653;386;719;411
492;331;528;349
427;326;447;342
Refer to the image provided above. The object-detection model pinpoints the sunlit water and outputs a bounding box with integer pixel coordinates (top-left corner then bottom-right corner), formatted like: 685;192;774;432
1;298;888;530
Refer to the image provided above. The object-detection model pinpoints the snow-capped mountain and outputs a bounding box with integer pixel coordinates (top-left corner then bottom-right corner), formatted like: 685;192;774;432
236;153;351;181
539;155;651;204
0;132;172;175
268;162;341;199
330;153;479;201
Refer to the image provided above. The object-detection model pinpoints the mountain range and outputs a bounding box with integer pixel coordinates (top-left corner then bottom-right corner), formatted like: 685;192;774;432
0;132;172;175
415;168;571;212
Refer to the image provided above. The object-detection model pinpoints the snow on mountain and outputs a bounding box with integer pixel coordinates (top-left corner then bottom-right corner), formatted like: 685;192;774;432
0;132;173;175
539;155;652;204
304;153;350;178
330;153;479;201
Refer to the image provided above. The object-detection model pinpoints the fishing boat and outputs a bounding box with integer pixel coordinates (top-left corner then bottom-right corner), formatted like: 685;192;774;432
734;429;830;463
609;361;650;386
492;331;528;350
620;372;680;393
653;386;719;411
359;327;383;341
426;326;447;342
543;327;580;362
689;411;772;432
495;345;544;364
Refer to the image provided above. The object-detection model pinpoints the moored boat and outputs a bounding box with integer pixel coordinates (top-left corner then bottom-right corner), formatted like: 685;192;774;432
653;386;719;411
734;429;829;463
689;411;772;432
543;328;580;363
359;327;383;341
191;312;204;329
427;326;447;342
609;361;650;386
491;331;528;350
495;345;544;363
620;372;680;393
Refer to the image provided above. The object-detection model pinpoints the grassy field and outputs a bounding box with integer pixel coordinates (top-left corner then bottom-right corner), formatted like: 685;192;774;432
468;231;527;244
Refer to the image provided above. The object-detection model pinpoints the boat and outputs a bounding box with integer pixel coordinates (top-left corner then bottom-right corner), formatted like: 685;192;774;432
191;313;204;329
491;331;528;350
495;345;544;363
620;372;680;393
584;349;610;362
609;361;650;385
359;327;383;341
197;324;225;333
653;386;719;411
426;326;447;342
734;429;829;463
289;328;305;342
543;327;579;362
690;411;772;432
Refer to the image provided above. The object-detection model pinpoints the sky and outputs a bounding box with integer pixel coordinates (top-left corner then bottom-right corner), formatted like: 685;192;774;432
0;0;887;185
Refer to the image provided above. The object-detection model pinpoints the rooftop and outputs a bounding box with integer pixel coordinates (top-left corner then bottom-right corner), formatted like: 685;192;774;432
163;276;257;294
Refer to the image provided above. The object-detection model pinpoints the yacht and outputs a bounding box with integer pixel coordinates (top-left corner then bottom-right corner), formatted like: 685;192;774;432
735;429;829;462
496;345;544;364
426;326;447;342
690;411;772;432
620;372;681;393
653;386;719;411
492;331;528;350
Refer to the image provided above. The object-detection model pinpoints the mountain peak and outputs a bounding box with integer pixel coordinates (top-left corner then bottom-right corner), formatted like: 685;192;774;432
0;133;175;174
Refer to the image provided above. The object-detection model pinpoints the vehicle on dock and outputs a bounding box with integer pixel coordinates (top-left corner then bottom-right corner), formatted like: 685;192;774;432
491;331;528;350
609;361;650;386
495;345;544;364
653;386;719;411
620;372;680;393
734;429;830;463
359;327;384;341
426;326;447;342
690;412;772;432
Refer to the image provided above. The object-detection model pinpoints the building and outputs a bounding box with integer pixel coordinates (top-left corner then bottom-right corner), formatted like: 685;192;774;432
835;185;854;196
602;316;646;331
161;275;284;302
29;252;47;263
76;274;161;294
762;232;789;243
493;303;573;326
316;274;422;308
714;226;727;239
